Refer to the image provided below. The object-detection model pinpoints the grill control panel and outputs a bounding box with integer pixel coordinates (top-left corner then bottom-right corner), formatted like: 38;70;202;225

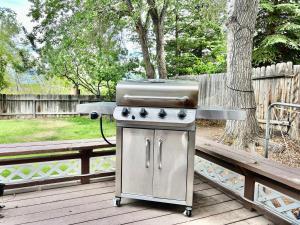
113;106;196;128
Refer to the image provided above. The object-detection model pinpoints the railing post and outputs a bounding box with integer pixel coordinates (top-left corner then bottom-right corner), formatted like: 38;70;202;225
80;149;92;184
244;174;256;211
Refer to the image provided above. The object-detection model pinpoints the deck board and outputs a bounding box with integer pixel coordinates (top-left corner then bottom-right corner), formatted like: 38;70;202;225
0;176;273;225
227;216;274;225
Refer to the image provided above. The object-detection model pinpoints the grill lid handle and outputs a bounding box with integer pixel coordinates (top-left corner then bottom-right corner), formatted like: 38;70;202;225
124;95;189;102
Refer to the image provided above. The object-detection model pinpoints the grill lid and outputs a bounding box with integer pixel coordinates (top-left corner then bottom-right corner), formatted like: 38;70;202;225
116;79;199;108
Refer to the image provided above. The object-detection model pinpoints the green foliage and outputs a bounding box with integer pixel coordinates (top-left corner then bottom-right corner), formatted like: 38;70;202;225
0;8;19;91
0;57;8;91
29;0;228;82
2;76;73;95
29;0;131;98
0;7;33;93
253;0;300;66
28;0;300;82
165;0;227;76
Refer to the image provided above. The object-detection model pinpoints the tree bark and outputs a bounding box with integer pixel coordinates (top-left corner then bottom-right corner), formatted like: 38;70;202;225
154;20;167;79
125;0;155;79
225;0;260;148
135;20;156;79
147;0;168;79
175;6;179;76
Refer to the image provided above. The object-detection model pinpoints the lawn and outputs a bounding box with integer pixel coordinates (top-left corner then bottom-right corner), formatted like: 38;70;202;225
0;116;116;180
0;116;116;144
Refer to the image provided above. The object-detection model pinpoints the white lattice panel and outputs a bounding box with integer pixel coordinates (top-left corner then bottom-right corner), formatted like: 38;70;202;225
195;156;245;194
256;183;300;223
195;156;300;223
91;156;115;173
0;160;80;183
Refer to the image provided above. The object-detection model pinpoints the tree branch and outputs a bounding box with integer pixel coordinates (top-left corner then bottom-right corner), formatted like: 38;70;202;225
97;80;101;96
64;60;97;95
147;0;159;24
144;10;151;28
124;0;134;12
160;0;169;20
62;63;94;94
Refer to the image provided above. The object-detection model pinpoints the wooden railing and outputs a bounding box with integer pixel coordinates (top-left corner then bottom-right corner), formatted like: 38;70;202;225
0;139;116;190
195;137;300;225
1;137;299;224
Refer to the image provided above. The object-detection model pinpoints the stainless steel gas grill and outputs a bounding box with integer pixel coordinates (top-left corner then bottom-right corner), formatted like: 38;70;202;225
77;79;246;217
114;80;198;217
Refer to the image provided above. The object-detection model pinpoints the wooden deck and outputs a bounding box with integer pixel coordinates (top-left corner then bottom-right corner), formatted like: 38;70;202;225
0;175;273;225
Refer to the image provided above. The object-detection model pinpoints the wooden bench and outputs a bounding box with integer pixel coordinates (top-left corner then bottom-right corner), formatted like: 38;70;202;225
195;137;300;224
0;138;116;189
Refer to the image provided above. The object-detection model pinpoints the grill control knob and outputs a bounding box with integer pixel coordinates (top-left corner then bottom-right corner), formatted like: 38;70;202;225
178;109;187;119
139;108;148;117
121;107;129;117
158;109;167;118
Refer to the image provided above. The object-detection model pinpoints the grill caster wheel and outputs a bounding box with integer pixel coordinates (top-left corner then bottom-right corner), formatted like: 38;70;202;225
183;207;192;217
113;197;121;207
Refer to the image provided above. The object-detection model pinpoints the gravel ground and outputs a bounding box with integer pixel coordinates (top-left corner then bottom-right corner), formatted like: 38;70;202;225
196;121;300;169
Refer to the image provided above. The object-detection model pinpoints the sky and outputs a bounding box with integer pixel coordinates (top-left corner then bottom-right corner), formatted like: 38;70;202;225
0;0;33;32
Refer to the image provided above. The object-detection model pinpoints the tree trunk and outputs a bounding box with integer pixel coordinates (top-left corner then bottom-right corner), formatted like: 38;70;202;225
153;21;167;79
75;84;80;96
225;0;260;148
175;8;179;77
147;0;168;79
136;21;156;79
125;0;155;79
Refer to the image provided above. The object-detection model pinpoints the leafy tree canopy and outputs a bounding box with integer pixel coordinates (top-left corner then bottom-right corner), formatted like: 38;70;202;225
27;0;300;89
253;0;300;66
165;0;227;76
29;0;137;98
29;0;228;86
0;7;31;92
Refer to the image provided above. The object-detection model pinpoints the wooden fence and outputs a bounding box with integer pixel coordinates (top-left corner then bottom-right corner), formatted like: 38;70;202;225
180;62;300;136
0;94;100;118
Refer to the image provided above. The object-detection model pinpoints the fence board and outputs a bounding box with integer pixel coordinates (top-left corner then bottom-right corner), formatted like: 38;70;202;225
180;62;300;137
0;94;100;118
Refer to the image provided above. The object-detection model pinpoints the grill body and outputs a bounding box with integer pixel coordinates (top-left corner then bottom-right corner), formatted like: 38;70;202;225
113;80;199;211
76;79;246;216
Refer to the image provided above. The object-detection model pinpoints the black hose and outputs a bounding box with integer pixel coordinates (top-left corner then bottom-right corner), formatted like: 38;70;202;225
99;116;115;146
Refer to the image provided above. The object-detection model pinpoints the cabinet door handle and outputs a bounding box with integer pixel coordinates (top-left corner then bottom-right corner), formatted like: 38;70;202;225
158;140;163;169
145;138;150;168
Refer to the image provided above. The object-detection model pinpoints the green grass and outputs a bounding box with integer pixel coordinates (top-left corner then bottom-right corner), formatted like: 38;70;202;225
0;117;116;180
0;116;116;144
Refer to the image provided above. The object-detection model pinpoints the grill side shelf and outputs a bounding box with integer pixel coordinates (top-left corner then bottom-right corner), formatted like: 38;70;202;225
196;107;246;121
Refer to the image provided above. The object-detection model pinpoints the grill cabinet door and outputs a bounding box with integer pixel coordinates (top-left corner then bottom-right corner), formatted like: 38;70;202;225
153;130;188;200
122;128;154;196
